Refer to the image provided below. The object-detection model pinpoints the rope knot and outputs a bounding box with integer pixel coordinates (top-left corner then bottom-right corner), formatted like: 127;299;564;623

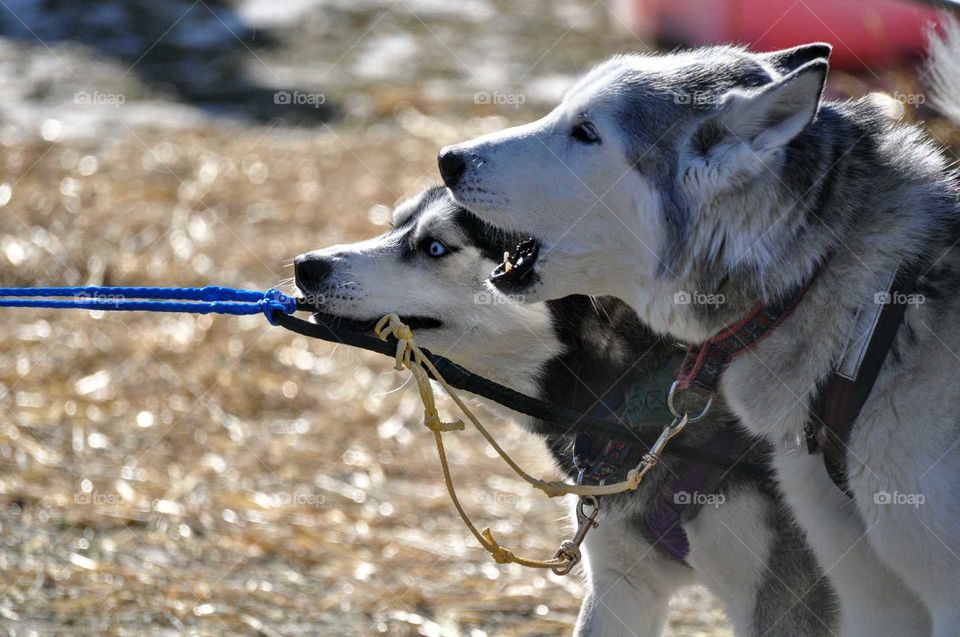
537;480;568;498
423;410;464;433
481;528;516;564
555;540;581;564
259;288;297;325
374;314;416;370
392;324;413;341
374;314;413;343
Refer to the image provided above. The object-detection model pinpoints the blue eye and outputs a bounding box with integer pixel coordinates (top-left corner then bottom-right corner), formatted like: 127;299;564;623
428;240;448;258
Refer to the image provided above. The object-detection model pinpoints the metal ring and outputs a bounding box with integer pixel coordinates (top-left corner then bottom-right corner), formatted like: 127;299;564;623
667;381;714;423
579;495;600;514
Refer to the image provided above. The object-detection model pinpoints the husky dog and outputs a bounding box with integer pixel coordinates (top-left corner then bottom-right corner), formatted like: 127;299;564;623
294;186;837;636
439;20;960;637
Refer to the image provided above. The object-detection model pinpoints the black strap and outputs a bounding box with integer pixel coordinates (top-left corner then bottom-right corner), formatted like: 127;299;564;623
810;264;918;495
275;312;765;476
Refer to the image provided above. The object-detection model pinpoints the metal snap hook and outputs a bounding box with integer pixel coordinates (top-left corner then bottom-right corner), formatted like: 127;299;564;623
551;495;601;575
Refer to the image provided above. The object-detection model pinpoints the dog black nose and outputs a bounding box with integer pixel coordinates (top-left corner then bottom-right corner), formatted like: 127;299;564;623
294;254;334;290
438;146;466;188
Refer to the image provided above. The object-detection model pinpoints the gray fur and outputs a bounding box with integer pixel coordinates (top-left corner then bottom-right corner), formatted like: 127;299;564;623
442;16;960;637
295;188;838;636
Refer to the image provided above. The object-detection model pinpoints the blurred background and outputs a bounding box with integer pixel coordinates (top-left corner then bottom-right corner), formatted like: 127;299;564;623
0;1;957;635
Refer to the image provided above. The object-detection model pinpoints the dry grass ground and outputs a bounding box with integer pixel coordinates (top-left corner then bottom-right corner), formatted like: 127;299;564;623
0;36;956;630
0;119;735;636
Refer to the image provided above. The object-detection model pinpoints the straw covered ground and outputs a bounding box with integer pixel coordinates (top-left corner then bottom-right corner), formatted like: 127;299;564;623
0;119;738;636
0;2;957;626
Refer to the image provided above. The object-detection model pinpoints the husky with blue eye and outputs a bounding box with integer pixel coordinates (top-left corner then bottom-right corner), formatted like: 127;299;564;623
439;19;960;637
294;186;837;637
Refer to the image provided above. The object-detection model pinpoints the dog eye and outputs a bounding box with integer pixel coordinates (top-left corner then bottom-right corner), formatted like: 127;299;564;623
571;122;601;144
426;240;449;258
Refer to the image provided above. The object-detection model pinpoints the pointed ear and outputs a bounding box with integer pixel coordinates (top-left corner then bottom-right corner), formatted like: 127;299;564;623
694;59;828;156
758;43;832;74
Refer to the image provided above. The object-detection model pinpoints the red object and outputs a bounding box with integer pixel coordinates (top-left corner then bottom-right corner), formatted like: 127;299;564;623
618;0;944;69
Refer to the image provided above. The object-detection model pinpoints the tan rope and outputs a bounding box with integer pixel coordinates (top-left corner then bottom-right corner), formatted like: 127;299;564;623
375;314;669;497
374;314;688;571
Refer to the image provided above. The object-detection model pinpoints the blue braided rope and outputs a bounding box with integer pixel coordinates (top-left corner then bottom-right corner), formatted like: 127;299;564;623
0;286;297;325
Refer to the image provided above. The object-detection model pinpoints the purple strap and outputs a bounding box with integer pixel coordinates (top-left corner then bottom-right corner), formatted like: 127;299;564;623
644;427;738;561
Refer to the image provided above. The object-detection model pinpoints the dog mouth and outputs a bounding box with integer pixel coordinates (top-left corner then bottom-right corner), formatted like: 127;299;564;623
305;310;443;334
293;284;443;333
490;237;541;292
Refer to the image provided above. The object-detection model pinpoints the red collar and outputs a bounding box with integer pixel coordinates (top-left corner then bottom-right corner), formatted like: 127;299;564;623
676;271;821;393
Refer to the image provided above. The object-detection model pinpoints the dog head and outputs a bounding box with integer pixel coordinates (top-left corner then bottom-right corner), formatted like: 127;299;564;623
440;44;831;338
293;186;566;395
294;186;675;429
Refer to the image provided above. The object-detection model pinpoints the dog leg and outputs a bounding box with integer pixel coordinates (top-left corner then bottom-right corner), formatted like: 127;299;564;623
774;452;931;637
856;498;960;637
929;609;960;637
685;484;838;636
684;485;773;636
848;435;960;637
837;357;960;637
573;518;693;637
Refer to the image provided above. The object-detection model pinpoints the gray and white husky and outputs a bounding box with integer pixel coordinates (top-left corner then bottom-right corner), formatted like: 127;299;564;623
294;186;837;636
439;19;960;637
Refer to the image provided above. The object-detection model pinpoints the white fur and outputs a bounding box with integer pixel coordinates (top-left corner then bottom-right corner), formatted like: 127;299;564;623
773;452;930;637
296;190;835;636
443;34;960;635
574;518;692;637
684;486;775;635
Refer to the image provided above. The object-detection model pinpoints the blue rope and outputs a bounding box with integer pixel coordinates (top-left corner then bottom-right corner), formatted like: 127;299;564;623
0;286;297;325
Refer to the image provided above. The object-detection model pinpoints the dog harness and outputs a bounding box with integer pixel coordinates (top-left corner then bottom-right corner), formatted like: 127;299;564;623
807;262;919;495
671;259;919;497
570;367;753;562
809;178;959;493
676;273;819;393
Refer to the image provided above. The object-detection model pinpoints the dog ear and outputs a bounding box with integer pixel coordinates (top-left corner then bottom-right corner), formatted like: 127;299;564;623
693;59;828;156
759;43;832;74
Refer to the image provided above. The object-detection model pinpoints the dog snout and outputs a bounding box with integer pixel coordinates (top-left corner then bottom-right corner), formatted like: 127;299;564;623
438;146;467;188
294;253;334;291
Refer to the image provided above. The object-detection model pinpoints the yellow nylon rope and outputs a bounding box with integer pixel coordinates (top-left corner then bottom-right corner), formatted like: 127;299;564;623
373;314;687;571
